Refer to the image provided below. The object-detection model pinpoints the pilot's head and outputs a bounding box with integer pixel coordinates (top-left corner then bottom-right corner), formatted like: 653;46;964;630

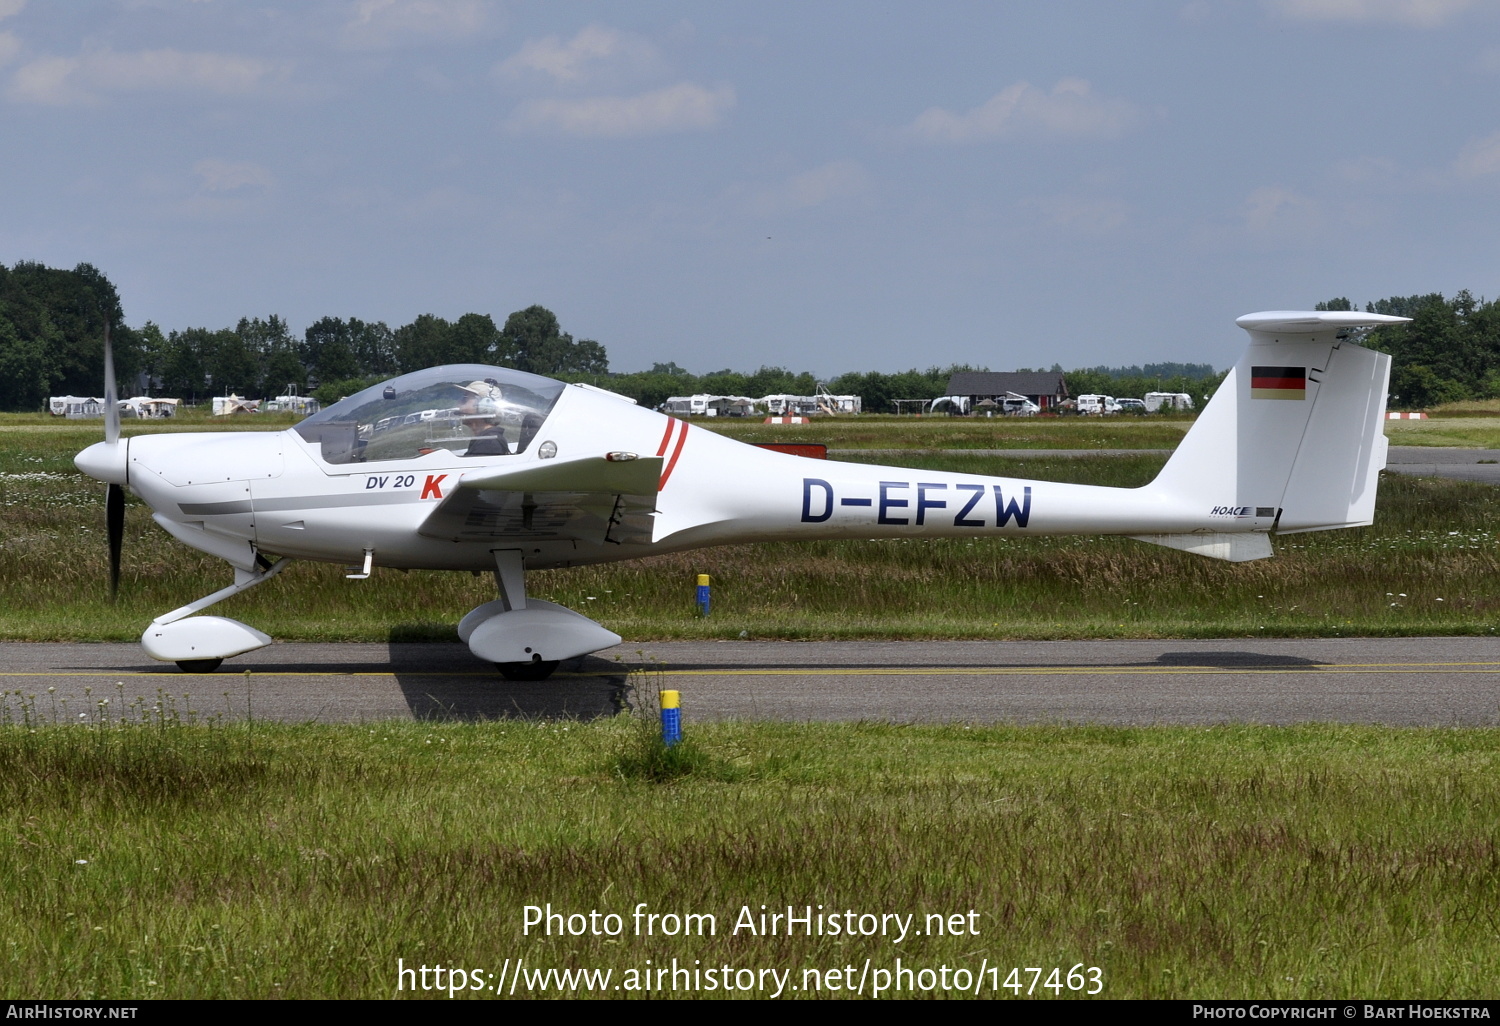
458;379;502;429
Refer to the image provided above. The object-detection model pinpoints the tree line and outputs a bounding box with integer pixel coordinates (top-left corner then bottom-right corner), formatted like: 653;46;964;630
139;305;609;406
1317;294;1500;408
46;259;1500;416
0;262;609;410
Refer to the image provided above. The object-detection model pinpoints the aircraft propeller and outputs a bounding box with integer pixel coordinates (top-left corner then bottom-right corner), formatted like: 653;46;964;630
101;318;124;599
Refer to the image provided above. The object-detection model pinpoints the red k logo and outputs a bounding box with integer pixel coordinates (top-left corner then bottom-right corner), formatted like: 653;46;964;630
421;474;446;500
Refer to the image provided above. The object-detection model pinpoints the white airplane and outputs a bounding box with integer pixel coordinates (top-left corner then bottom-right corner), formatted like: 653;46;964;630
75;309;1405;678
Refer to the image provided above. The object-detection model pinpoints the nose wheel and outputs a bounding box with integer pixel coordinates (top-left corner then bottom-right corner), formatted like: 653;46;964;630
496;660;559;681
175;658;224;674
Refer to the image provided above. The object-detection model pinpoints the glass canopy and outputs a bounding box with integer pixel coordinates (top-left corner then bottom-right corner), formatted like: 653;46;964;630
293;364;567;465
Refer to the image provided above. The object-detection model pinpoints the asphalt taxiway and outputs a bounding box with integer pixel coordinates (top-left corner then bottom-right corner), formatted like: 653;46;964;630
3;637;1499;726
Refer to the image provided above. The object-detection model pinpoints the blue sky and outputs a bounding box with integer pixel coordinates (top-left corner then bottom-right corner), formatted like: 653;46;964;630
2;0;1499;374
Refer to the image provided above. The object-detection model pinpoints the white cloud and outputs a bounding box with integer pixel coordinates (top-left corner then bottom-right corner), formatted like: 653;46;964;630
0;32;19;69
194;158;274;193
7;48;286;105
906;79;1141;144
341;0;489;50
748;161;871;215
497;23;661;86
0;1;24;22
1244;186;1322;233
8;56;78;103
1455;130;1500;177
1267;0;1488;26
508;81;734;138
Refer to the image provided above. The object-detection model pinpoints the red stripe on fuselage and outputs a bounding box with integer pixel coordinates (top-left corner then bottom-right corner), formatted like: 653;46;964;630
659;420;689;489
655;418;676;457
1251;377;1305;390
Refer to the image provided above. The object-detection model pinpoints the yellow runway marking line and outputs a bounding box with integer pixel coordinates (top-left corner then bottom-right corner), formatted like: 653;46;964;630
627;665;1500;677
5;660;1500;679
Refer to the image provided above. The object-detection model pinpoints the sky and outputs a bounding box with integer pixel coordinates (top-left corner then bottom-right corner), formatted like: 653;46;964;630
2;0;1500;376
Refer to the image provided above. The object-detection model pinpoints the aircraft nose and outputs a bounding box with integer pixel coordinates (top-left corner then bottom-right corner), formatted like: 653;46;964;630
75;440;129;486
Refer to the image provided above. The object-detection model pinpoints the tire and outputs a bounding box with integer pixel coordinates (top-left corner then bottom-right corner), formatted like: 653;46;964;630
175;658;224;673
496;660;559;681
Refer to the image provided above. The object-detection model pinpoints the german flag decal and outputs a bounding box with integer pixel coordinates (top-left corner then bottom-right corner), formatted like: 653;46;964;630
1251;366;1306;400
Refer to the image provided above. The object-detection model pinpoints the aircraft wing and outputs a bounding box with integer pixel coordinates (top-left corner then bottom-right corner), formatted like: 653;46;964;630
416;455;662;545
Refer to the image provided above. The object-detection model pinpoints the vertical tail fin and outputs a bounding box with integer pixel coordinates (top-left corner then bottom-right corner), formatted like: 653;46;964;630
1147;310;1402;535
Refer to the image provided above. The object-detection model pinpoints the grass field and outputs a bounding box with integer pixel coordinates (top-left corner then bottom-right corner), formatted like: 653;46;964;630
1;711;1497;1000
1381;417;1500;448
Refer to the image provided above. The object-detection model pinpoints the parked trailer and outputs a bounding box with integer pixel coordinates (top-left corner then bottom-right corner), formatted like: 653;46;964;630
1144;391;1194;412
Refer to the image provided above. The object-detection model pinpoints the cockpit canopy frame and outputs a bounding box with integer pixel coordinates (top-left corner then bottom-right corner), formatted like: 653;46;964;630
293;364;567;465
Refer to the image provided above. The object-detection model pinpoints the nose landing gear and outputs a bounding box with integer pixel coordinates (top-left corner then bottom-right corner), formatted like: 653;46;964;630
140;560;288;672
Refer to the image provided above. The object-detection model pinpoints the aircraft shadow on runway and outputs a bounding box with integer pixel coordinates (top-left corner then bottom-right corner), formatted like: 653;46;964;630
386;646;636;721
1151;652;1322;669
625;651;1327;672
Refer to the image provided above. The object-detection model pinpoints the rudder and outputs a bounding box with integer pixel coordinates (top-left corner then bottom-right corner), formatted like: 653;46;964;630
1147;310;1401;534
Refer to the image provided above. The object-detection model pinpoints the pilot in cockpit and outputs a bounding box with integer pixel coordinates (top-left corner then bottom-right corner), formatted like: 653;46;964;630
458;379;510;456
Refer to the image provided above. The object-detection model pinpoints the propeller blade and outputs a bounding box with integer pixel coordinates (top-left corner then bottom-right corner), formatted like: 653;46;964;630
107;482;124;600
102;316;123;599
103;319;120;445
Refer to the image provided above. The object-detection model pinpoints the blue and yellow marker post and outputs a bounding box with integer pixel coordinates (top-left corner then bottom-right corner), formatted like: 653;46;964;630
695;574;711;616
660;690;682;747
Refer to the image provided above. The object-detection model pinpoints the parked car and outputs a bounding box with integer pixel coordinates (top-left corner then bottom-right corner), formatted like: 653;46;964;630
1115;398;1147;414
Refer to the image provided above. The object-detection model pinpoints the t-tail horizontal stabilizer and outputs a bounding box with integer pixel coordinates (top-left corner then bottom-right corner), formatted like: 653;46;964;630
1135;310;1404;562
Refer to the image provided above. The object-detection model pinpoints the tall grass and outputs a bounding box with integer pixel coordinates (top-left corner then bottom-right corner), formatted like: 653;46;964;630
0;718;1498;998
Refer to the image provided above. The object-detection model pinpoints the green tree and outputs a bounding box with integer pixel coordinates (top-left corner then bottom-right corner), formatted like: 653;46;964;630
0;317;51;411
744;366;817;397
136;322;168;393
448;312;500;365
698;369;750;396
393;314;452;373
500;305;609;375
159;328;210;403
603;367;698;408
0;260;139;401
236;315;303;396
205;325;259;397
350;318;396;376
303;317;361;384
